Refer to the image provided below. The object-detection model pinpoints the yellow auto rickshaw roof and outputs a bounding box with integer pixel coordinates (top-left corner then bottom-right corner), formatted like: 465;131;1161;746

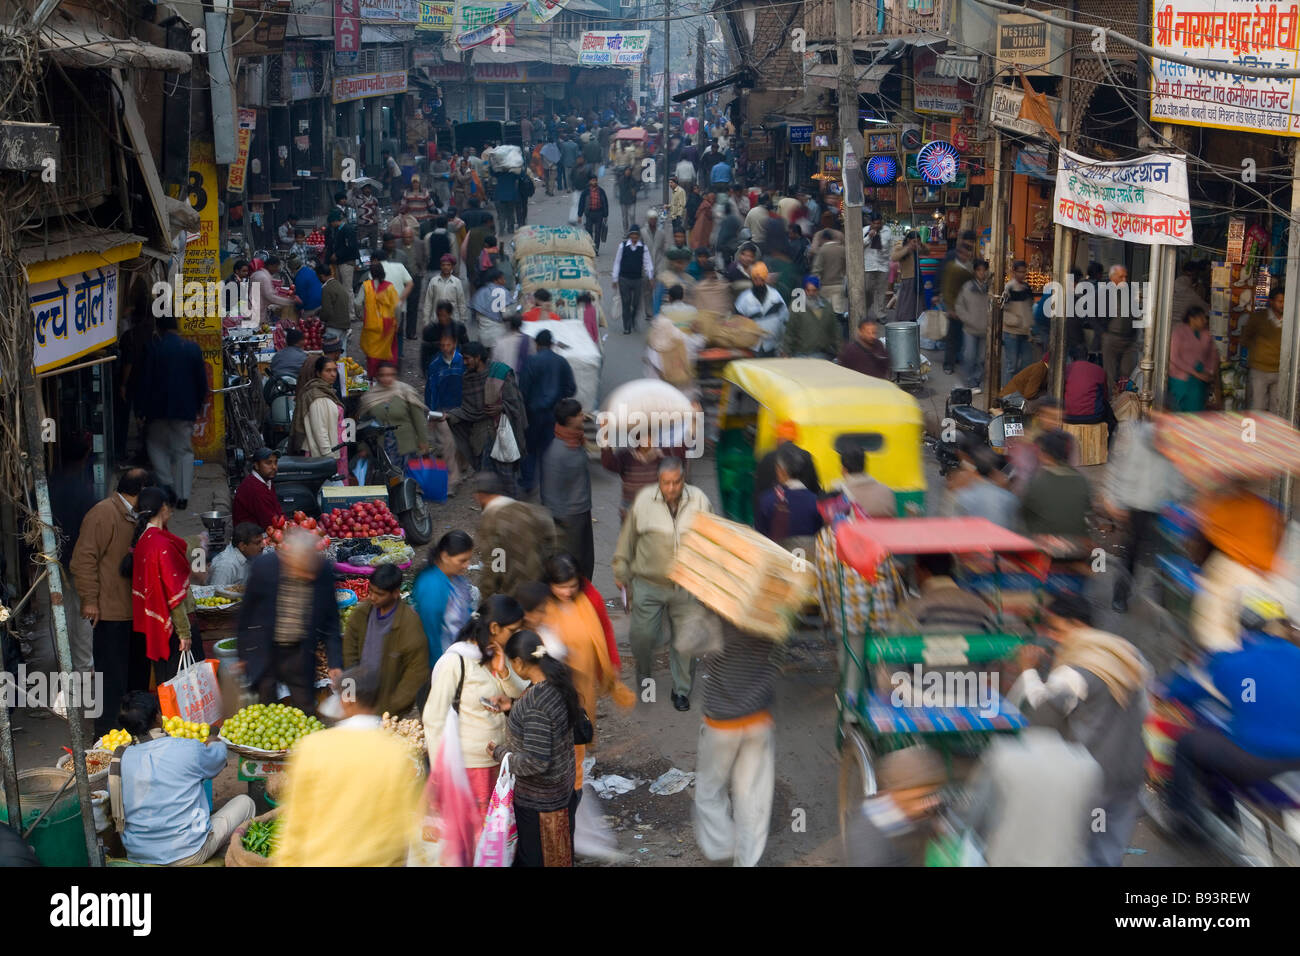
721;359;924;427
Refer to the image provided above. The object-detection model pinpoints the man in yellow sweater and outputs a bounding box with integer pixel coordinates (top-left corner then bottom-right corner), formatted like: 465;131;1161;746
1241;287;1284;413
275;666;422;866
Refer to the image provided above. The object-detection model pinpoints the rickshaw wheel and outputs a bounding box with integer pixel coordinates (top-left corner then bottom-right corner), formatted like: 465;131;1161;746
838;726;878;854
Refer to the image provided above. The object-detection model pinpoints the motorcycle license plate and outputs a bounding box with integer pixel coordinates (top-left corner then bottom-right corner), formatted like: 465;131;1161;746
1004;421;1024;437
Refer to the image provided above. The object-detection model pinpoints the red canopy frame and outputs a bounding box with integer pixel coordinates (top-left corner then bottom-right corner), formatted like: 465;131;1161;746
833;517;1051;581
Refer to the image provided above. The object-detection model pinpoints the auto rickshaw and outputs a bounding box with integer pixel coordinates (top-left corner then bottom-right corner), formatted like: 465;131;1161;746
715;359;926;524
824;517;1050;846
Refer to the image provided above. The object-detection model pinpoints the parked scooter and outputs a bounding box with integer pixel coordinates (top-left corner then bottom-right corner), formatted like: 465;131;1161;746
271;419;434;545
263;375;296;449
933;386;1026;476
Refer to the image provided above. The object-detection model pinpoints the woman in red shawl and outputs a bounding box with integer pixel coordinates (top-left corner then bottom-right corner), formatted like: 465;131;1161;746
124;486;200;683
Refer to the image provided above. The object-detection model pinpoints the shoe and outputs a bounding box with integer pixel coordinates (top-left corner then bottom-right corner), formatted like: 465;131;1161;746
943;366;954;374
671;692;690;712
969;387;982;395
177;499;188;510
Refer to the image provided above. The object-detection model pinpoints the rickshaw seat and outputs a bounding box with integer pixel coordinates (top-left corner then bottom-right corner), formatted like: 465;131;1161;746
859;692;1028;735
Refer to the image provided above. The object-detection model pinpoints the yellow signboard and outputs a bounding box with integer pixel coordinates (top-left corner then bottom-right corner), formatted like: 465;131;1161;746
182;139;224;460
418;1;454;30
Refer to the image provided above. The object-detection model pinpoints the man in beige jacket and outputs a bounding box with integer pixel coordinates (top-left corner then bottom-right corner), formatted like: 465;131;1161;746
613;457;713;711
70;467;153;736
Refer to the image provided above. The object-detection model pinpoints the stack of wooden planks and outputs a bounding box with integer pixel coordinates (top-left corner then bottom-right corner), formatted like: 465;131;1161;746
669;512;816;640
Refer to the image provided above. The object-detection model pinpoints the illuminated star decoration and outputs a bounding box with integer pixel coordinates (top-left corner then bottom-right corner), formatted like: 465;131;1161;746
866;155;899;186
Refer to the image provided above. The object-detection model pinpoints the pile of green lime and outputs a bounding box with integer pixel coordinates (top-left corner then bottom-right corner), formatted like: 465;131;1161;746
223;703;323;751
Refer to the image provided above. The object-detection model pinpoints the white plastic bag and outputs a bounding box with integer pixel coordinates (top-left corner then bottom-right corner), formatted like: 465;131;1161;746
473;754;518;866
158;651;223;726
491;415;521;463
568;191;580;225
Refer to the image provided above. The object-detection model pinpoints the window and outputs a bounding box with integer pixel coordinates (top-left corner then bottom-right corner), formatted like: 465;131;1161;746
484;87;507;121
834;433;885;455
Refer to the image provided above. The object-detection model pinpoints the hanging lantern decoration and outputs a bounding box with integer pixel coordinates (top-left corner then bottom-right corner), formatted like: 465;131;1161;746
916;140;960;186
866;155;899;186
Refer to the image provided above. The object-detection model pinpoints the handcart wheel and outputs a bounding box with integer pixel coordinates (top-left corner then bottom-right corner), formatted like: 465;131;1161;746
838;725;878;855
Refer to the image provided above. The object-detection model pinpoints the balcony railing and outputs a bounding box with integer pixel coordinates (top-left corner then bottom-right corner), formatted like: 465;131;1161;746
802;0;948;42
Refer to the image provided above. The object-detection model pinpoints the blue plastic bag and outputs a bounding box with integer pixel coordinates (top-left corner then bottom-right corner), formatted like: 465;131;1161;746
406;455;448;502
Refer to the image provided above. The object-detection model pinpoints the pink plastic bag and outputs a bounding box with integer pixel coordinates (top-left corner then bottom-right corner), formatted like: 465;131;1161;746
425;708;480;867
473;754;517;867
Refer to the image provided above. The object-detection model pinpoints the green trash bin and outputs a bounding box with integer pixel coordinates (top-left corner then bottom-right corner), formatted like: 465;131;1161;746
0;768;91;867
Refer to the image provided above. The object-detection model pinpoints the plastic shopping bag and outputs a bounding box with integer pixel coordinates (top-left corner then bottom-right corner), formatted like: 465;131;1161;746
405;454;449;502
422;706;480;867
568;191;580;225
473;754;518;867
158;651;223;726
490;415;521;463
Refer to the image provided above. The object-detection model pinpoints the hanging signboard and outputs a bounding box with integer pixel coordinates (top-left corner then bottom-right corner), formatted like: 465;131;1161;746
360;0;420;22
1053;148;1193;246
1151;0;1300;136
913;48;969;116
336;0;361;63
227;108;256;194
453;1;524;50
418;0;455;29
995;13;1062;75
578;30;651;65
30;265;119;374
989;84;1064;141
790;124;812;145
527;0;570;23
332;70;410;103
181;139;223;460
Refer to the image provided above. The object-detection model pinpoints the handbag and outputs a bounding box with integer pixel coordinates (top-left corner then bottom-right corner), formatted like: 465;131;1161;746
573;709;594;746
490;414;521;463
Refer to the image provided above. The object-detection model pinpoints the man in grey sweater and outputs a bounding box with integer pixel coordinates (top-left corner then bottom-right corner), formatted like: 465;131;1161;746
679;605;785;867
540;398;594;581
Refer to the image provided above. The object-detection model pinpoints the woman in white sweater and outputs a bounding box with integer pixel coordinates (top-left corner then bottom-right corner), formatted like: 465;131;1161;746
422;594;530;821
292;356;347;479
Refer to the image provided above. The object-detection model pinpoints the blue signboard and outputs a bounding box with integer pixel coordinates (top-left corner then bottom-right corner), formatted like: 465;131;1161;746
790;125;812;145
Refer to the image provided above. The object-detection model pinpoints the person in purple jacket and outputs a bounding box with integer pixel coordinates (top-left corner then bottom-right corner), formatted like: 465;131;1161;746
755;444;824;545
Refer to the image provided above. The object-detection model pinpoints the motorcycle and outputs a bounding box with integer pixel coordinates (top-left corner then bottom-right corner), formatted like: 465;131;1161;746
263;374;297;450
932;386;1026;476
271;418;435;545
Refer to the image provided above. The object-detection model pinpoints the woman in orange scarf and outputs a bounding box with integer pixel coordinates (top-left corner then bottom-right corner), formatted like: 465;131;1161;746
689;191;716;251
358;260;400;378
541;553;634;791
124;486;199;683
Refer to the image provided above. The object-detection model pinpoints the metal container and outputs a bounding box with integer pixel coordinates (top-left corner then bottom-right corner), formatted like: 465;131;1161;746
200;511;229;555
885;321;921;373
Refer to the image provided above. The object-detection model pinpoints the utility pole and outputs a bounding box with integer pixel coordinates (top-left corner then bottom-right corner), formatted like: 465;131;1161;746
836;0;867;327
662;0;671;209
1275;139;1300;517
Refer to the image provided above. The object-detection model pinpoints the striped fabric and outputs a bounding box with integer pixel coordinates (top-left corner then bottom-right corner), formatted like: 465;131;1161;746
863;692;1027;735
699;613;786;721
1153;411;1300;493
275;576;311;646
498;681;575;812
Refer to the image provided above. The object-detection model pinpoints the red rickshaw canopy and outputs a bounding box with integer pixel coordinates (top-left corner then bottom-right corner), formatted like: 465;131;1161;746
834;518;1051;581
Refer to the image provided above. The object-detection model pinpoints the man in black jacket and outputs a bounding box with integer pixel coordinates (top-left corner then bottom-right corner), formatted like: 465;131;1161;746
577;173;609;253
236;530;342;715
135;313;208;509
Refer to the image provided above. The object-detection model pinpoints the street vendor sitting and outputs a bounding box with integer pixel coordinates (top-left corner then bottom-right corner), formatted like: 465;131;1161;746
887;553;997;634
269;328;309;381
208;522;266;589
232;447;282;532
111;691;255;866
342;562;430;718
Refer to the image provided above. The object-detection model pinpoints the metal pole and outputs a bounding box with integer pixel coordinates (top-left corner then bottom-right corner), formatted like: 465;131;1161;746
986;130;1008;398
1274;143;1300;517
1138;243;1164;416
837;0;867;328
1151;244;1176;410
1050;229;1075;401
20;387;100;865
662;0;671;210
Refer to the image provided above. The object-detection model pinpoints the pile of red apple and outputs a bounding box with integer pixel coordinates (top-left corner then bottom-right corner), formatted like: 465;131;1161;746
300;317;324;350
265;512;331;551
320;501;402;539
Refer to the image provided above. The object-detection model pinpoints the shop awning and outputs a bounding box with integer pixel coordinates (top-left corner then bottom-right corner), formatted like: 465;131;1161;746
20;226;146;284
804;61;895;93
771;87;833;119
29;19;192;72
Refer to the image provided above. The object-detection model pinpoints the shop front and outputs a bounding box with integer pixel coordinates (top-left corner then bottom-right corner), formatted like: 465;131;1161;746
333;68;411;174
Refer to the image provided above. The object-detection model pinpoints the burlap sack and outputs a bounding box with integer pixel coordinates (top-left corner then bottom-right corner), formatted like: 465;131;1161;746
709;316;764;350
512;226;597;262
225;808;280;868
517;253;601;295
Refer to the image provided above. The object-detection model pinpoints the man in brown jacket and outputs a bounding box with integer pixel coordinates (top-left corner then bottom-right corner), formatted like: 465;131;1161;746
473;472;557;601
70;467;153;736
341;563;430;717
